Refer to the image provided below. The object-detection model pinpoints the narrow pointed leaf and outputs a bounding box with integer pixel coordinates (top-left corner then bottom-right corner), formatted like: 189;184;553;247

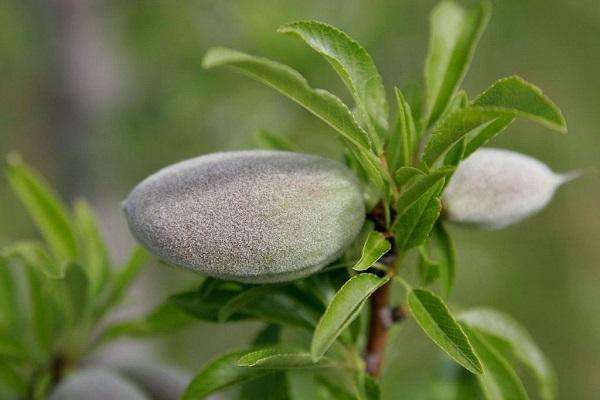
239;347;332;369
6;154;77;262
279;21;389;149
407;288;482;373
395;166;425;187
203;47;371;150
183;350;275;400
2;241;63;279
473;76;567;132
463;116;514;158
218;285;281;322
255;129;301;152
463;325;529;400
422;107;504;166
395;167;454;217
0;259;20;330
432;223;456;298
352;231;391;271
311;274;388;360
460;308;556;400
97;246;148;315
73;200;110;298
389;88;417;172
393;183;443;250
425;0;491;127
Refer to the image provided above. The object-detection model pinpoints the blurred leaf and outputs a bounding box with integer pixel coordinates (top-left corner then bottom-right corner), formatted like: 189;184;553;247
424;0;490;127
0;362;26;398
430;360;482;400
395;166;425;187
418;246;441;285
311;273;388;360
99;246;148;315
170;285;250;323
472;76;567;132
203;47;371;150
183;350;275;400
279;21;389;150
100;301;194;342
242;288;321;329
463;325;529;400
74;200;110;298
460;308;556;399
25;267;65;355
2;241;63;279
407;288;482;374
255;129;301;152
288;371;320;400
6;154;77;262
352;231;391;271
394;167;454;218
239;347;333;369
317;377;356;400
0;258;20;330
393;182;443;250
389;88;417;173
0;334;29;361
61;263;89;326
218;284;283;322
432;223;456;298
355;373;381;400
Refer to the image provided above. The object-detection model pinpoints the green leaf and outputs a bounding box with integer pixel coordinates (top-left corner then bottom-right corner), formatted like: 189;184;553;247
317;377;356;400
0;258;20;331
6;154;78;262
2;241;63;279
203;47;371;150
169;284;250;323
73;200;110;298
393;183;443;250
432;223;456;298
462;325;529;400
0;362;27;397
218;285;282;322
389;88;418;172
473;76;567;132
418;246;440;285
255;129;301;152
355;373;381;400
421;107;504;167
311;273;388;360
395;167;454;218
463;116;514;159
25;267;65;355
395;166;425;187
407;288;482;374
0;334;30;361
239;347;332;369
352;231;391;271
100;301;194;342
240;325;289;400
288;371;320;400
279;21;389;151
183;350;275;400
424;0;490;127
98;246;148;315
61;263;89;326
460;308;556;400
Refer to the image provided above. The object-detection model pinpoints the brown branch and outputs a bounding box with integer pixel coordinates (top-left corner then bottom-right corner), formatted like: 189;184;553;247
365;280;391;377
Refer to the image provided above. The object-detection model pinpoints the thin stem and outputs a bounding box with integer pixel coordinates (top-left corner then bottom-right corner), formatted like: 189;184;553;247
365;279;392;378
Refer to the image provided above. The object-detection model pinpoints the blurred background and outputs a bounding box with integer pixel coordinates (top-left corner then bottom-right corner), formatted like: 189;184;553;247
1;0;598;398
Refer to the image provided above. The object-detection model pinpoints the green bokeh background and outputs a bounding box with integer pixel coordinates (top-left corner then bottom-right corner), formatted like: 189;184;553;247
1;0;598;398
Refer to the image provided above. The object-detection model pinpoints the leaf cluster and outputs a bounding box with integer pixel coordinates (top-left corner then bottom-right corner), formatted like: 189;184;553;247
182;0;567;398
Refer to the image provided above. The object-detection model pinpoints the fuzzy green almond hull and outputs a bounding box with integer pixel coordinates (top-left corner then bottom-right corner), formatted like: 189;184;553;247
442;148;573;229
123;150;365;283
